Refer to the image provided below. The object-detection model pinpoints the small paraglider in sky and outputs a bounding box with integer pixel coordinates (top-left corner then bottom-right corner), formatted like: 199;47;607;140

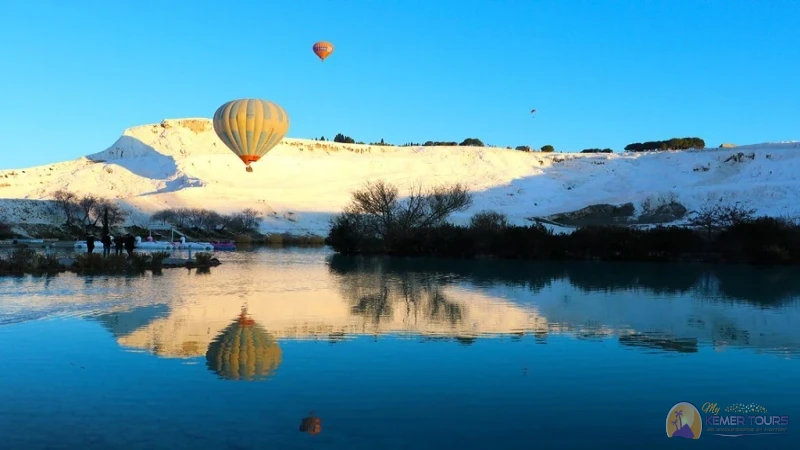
530;109;537;118
212;99;290;173
299;412;322;435
312;41;334;62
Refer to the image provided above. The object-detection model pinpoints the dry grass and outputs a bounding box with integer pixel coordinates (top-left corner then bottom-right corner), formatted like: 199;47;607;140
234;234;253;244
263;233;325;247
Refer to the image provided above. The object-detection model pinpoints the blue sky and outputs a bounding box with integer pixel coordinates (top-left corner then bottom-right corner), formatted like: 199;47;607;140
1;0;798;169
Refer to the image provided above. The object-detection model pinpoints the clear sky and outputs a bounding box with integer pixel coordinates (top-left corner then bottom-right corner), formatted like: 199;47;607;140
1;0;798;169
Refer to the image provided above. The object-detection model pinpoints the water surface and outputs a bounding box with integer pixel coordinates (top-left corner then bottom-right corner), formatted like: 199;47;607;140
1;248;799;449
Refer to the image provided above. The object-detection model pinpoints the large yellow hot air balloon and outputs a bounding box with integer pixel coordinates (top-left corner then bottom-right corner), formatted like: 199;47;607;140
312;41;334;62
212;99;290;172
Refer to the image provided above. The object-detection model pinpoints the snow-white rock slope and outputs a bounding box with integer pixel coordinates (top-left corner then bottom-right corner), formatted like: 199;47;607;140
0;118;798;234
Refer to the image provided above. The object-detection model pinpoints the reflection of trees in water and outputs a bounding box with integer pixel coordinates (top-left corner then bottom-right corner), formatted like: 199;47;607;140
619;332;698;353
332;257;464;330
327;254;800;307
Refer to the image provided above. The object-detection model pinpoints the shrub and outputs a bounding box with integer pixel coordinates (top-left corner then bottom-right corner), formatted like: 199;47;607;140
423;141;459;146
459;138;484;147
581;148;613;153
0;249;63;273
150;251;170;268
104;254;130;271
515;146;531;152
1;248;37;272
73;253;110;272
128;252;152;271
33;253;62;272
195;252;213;265
716;217;800;264
540;145;555;152
469;210;509;232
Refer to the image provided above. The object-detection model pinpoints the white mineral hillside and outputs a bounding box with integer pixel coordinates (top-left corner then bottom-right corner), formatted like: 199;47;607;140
0;117;798;235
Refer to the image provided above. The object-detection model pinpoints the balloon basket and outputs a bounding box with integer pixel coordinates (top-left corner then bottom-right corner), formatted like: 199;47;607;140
246;166;253;173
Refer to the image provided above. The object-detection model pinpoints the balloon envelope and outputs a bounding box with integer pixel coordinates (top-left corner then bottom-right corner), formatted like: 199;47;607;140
312;41;334;61
212;99;290;172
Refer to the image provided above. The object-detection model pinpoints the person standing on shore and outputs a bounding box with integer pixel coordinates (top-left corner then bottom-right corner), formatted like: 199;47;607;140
124;234;135;256
101;233;112;257
86;235;96;255
113;235;124;256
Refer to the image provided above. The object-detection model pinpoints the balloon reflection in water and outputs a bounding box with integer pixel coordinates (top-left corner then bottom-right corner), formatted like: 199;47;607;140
299;412;322;435
205;307;282;381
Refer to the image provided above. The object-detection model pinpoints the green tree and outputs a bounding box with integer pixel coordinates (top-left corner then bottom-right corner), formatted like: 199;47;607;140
459;138;484;147
334;133;355;144
541;145;555;152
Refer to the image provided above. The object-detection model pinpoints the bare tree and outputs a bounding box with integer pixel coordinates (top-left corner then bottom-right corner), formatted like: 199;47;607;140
688;202;755;239
172;208;192;227
94;200;128;229
688;205;720;240
717;203;756;227
203;211;224;232
240;208;262;231
350;180;400;238
77;195;99;226
52;189;80;226
344;180;473;239
151;209;177;225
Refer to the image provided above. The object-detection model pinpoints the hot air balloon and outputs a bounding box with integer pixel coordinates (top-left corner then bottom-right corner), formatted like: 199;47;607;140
205;307;283;381
312;41;334;62
212;99;290;172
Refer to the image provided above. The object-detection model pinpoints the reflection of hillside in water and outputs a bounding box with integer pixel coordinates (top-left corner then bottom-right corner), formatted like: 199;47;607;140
92;260;548;359
87;252;800;360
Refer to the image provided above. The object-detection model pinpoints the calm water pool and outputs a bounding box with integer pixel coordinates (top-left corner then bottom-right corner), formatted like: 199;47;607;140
1;248;798;449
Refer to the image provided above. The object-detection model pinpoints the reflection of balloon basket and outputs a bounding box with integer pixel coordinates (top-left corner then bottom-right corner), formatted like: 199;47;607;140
237;311;255;326
299;415;322;435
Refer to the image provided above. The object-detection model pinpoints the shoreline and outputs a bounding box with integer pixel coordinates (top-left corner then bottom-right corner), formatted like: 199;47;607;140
0;251;222;277
0;258;221;276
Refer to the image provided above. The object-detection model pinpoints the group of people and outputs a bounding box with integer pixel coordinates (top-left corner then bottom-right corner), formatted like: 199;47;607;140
84;233;136;257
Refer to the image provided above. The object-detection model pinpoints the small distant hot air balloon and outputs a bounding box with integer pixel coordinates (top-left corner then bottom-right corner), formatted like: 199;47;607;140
212;99;290;173
312;41;334;62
